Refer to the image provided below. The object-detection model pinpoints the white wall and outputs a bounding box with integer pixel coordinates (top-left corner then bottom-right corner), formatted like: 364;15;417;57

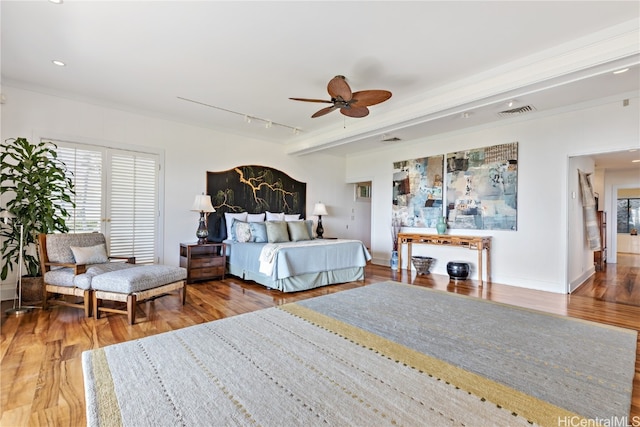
3;85;637;297
346;98;639;293
0;85;352;300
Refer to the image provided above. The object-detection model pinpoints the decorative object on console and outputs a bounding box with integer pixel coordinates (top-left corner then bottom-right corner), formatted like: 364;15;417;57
411;256;434;275
312;202;328;238
447;261;470;280
436;216;447;234
191;194;215;244
1;211;30;316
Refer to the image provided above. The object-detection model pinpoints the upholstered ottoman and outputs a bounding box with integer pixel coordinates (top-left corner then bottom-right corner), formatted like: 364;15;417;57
92;265;187;324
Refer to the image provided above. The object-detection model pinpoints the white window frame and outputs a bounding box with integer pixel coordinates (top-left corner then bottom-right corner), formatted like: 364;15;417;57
38;133;165;264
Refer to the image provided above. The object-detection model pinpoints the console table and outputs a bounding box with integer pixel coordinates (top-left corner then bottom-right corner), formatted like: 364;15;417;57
397;233;492;286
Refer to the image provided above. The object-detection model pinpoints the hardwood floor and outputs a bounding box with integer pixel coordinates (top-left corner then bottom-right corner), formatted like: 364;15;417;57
1;258;639;426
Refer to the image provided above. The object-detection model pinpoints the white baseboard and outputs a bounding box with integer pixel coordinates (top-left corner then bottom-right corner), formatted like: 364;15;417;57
569;267;596;293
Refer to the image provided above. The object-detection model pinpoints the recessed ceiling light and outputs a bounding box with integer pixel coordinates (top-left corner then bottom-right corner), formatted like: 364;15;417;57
632;159;640;163
613;68;629;74
52;60;66;67
49;0;63;4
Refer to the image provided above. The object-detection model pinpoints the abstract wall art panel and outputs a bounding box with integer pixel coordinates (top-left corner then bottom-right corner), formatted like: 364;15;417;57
392;155;444;227
207;165;306;216
446;142;518;230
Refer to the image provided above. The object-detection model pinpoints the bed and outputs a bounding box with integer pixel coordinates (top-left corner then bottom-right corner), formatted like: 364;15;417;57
226;238;371;292
205;165;371;292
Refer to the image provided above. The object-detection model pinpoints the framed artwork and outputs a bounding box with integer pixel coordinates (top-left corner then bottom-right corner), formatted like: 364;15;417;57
446;142;518;230
206;165;306;216
392;155;444;227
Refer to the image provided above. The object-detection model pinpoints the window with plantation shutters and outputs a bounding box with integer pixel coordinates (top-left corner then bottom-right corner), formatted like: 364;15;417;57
108;153;157;264
47;140;160;265
55;144;103;233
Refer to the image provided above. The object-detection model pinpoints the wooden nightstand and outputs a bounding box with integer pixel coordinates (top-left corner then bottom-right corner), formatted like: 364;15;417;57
179;242;226;283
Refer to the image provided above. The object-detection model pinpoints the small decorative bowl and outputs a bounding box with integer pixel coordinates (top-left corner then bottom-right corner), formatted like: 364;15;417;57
411;256;434;275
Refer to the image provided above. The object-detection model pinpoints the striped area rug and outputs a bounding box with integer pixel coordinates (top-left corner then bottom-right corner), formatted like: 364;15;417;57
83;281;637;427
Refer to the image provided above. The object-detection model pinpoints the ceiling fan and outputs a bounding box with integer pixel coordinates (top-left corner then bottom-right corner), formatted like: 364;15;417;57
290;75;392;118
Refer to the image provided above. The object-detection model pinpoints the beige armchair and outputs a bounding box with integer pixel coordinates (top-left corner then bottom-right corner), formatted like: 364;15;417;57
38;233;135;317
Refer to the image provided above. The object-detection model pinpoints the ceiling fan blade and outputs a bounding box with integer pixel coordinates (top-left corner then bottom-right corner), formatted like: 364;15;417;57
351;90;392;107
327;75;352;101
340;106;369;118
289;97;333;103
311;105;337;118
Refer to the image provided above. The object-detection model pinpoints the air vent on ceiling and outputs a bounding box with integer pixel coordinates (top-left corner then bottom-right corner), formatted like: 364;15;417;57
498;105;536;117
380;135;402;143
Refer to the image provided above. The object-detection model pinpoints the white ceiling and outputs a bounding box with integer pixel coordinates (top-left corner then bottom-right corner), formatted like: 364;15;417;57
1;1;639;169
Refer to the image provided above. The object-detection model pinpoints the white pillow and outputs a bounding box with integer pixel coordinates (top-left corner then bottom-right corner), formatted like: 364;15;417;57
285;214;301;222
247;213;266;222
224;212;248;239
70;244;108;265
265;211;285;221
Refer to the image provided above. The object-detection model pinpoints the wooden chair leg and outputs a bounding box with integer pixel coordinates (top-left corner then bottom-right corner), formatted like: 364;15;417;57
181;284;186;305
42;288;49;310
83;290;92;317
127;294;137;325
93;293;100;320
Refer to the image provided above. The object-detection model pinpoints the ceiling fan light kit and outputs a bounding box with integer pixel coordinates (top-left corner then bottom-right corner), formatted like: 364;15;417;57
290;75;392;119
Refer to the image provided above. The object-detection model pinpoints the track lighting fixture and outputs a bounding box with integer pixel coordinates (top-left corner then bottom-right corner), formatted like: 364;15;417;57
178;96;301;134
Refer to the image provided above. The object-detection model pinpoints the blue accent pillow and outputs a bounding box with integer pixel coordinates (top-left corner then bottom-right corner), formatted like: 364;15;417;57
249;222;268;243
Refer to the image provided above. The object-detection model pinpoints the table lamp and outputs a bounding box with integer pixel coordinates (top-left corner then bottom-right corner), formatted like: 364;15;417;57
312;202;328;239
191;194;215;244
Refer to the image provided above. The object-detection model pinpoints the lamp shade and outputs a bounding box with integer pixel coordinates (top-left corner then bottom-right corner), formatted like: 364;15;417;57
191;194;215;213
312;202;328;216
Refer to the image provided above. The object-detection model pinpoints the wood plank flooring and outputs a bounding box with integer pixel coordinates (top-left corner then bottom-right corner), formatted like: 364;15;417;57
1;257;639;426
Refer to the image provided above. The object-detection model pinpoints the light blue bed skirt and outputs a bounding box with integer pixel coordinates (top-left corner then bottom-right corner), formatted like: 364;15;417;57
225;239;370;292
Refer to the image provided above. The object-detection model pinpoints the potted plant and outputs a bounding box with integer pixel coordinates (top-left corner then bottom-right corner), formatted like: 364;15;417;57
0;137;75;302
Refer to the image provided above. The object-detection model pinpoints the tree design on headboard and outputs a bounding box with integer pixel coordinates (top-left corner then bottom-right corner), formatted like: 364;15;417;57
206;165;306;216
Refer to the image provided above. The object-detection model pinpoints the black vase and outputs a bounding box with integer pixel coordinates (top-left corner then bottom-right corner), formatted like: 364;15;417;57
447;261;470;280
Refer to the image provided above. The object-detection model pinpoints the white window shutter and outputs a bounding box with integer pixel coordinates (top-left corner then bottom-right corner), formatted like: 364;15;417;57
108;153;158;264
54;144;103;233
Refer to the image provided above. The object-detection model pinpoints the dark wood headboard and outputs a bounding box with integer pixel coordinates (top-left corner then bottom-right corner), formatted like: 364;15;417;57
206;165;307;241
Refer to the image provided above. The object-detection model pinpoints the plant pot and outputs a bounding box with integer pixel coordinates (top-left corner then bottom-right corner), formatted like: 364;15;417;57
20;276;44;304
